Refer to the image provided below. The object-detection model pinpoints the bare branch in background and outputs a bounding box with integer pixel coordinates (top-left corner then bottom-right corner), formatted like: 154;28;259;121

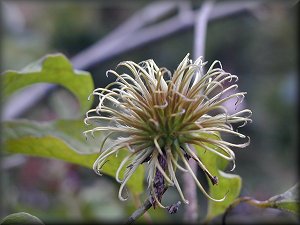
71;1;178;69
193;0;214;60
2;1;261;121
1;155;27;170
71;1;261;70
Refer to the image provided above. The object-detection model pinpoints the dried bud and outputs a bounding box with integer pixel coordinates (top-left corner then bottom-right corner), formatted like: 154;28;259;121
167;201;181;214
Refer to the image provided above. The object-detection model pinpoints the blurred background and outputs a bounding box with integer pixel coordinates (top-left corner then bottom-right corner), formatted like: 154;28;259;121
1;0;298;224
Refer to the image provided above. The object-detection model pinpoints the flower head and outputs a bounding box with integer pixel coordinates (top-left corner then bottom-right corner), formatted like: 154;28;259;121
84;54;251;208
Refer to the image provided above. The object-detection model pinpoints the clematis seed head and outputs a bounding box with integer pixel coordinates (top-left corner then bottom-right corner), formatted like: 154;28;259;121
84;54;252;208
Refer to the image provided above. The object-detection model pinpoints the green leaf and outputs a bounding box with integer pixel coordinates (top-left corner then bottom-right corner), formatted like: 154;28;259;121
194;137;242;221
3;119;144;194
0;212;44;225
2;53;94;114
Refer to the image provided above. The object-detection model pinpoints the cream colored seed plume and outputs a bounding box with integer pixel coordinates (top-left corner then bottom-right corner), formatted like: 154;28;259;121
84;54;252;207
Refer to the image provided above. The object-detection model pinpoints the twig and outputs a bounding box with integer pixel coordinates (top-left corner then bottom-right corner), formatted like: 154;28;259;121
193;0;215;60
71;1;178;70
1;155;27;170
125;187;168;224
132;193;152;223
125;198;153;225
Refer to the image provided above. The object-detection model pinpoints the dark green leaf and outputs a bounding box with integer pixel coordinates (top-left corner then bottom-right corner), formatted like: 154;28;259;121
0;212;44;225
2;53;94;114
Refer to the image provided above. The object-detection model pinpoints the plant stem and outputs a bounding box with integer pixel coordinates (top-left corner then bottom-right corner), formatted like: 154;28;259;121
132;193;152;223
125;187;168;224
125;198;153;225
